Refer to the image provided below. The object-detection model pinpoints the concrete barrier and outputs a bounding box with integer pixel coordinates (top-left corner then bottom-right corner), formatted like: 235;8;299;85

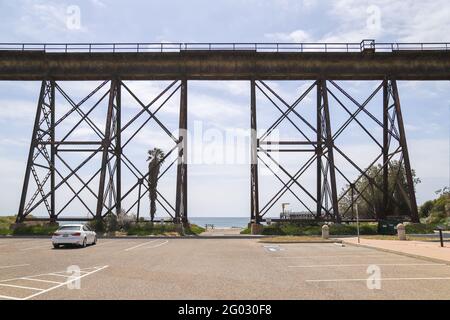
322;225;330;239
397;223;406;241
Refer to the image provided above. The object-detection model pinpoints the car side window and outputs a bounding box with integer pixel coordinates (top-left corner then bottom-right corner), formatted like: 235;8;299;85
83;226;88;231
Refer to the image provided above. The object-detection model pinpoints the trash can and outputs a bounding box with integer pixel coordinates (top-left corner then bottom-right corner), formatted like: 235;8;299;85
377;219;403;235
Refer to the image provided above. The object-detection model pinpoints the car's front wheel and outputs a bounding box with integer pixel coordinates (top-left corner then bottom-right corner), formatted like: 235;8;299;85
53;244;60;249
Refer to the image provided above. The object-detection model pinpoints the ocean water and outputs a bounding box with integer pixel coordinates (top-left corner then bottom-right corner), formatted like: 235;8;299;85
188;217;250;229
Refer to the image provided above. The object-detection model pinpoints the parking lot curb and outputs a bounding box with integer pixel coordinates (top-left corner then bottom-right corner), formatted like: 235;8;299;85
341;240;450;266
0;235;266;240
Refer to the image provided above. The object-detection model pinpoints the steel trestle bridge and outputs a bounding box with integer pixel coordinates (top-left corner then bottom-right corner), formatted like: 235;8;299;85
1;40;449;224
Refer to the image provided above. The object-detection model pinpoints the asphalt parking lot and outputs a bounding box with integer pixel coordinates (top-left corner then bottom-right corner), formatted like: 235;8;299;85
0;237;450;300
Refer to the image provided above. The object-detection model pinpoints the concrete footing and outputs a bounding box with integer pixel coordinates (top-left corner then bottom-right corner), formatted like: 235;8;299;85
250;223;264;235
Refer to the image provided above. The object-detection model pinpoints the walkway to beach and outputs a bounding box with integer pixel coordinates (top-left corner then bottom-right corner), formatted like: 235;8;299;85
199;227;244;237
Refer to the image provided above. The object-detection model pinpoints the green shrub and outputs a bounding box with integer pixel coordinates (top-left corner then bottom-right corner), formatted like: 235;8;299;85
426;211;447;225
126;222;178;236
240;227;251;235
406;223;437;234
420;200;434;218
87;219;106;233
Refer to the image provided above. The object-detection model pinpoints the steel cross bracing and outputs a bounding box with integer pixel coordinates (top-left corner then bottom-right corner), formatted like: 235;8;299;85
17;79;419;223
251;79;419;223
16;80;186;223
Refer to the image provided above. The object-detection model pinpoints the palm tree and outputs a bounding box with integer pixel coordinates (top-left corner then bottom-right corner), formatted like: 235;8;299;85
147;148;165;222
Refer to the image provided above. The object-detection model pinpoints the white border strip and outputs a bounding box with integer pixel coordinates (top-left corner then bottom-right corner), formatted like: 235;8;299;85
289;263;446;268
306;277;450;283
0;264;30;269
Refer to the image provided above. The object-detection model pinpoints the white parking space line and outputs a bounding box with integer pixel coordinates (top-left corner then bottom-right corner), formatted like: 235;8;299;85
0;264;30;269
0;283;43;291
306;277;450;283
21;277;62;284
47;273;71;278
146;240;169;249
289;263;447;268
124;240;160;251
93;241;115;247
0;265;109;300
25;266;109;300
20;244;51;251
0;294;21;300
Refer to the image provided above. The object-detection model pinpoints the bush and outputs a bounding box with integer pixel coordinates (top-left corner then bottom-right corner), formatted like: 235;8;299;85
405;223;436;234
426;211;447;225
87;219;106;233
420;200;434;218
126;222;178;236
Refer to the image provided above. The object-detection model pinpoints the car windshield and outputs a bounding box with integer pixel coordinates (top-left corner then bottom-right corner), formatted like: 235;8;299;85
58;226;82;231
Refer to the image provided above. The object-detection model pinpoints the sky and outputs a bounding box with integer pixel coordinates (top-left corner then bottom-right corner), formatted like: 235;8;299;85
0;0;449;219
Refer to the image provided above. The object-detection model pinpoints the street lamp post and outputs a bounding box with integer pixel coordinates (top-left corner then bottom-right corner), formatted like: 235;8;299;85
356;203;360;244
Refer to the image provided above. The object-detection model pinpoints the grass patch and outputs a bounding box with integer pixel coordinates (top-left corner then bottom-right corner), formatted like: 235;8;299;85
0;216;59;236
0;216;15;235
126;223;178;236
184;224;206;235
12;224;58;236
360;235;450;242
247;222;379;236
126;223;205;236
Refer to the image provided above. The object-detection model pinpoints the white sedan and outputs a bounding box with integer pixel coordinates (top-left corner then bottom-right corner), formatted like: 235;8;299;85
52;224;97;249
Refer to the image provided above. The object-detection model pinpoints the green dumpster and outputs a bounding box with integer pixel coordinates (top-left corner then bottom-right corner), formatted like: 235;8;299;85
377;219;403;235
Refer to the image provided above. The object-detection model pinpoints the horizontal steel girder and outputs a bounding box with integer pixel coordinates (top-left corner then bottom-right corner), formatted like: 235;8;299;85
1;51;450;80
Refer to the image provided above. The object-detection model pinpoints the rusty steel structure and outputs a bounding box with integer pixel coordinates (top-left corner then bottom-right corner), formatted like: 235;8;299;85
1;41;449;224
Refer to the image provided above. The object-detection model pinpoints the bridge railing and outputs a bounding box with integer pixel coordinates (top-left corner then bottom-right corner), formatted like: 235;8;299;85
0;42;448;53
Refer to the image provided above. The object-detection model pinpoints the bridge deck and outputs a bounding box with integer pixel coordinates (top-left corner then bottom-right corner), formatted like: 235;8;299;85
0;49;449;81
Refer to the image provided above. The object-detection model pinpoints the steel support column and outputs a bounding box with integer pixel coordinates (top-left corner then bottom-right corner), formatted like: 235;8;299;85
391;80;419;222
115;82;122;215
382;79;389;220
17;82;47;223
17;80;55;223
96;80;118;219
316;81;323;219
250;79;260;223
175;79;188;224
320;80;341;223
49;80;56;223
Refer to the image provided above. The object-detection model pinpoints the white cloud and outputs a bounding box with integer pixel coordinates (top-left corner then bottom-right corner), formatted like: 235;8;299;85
265;29;312;42
266;1;450;43
0;99;36;122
